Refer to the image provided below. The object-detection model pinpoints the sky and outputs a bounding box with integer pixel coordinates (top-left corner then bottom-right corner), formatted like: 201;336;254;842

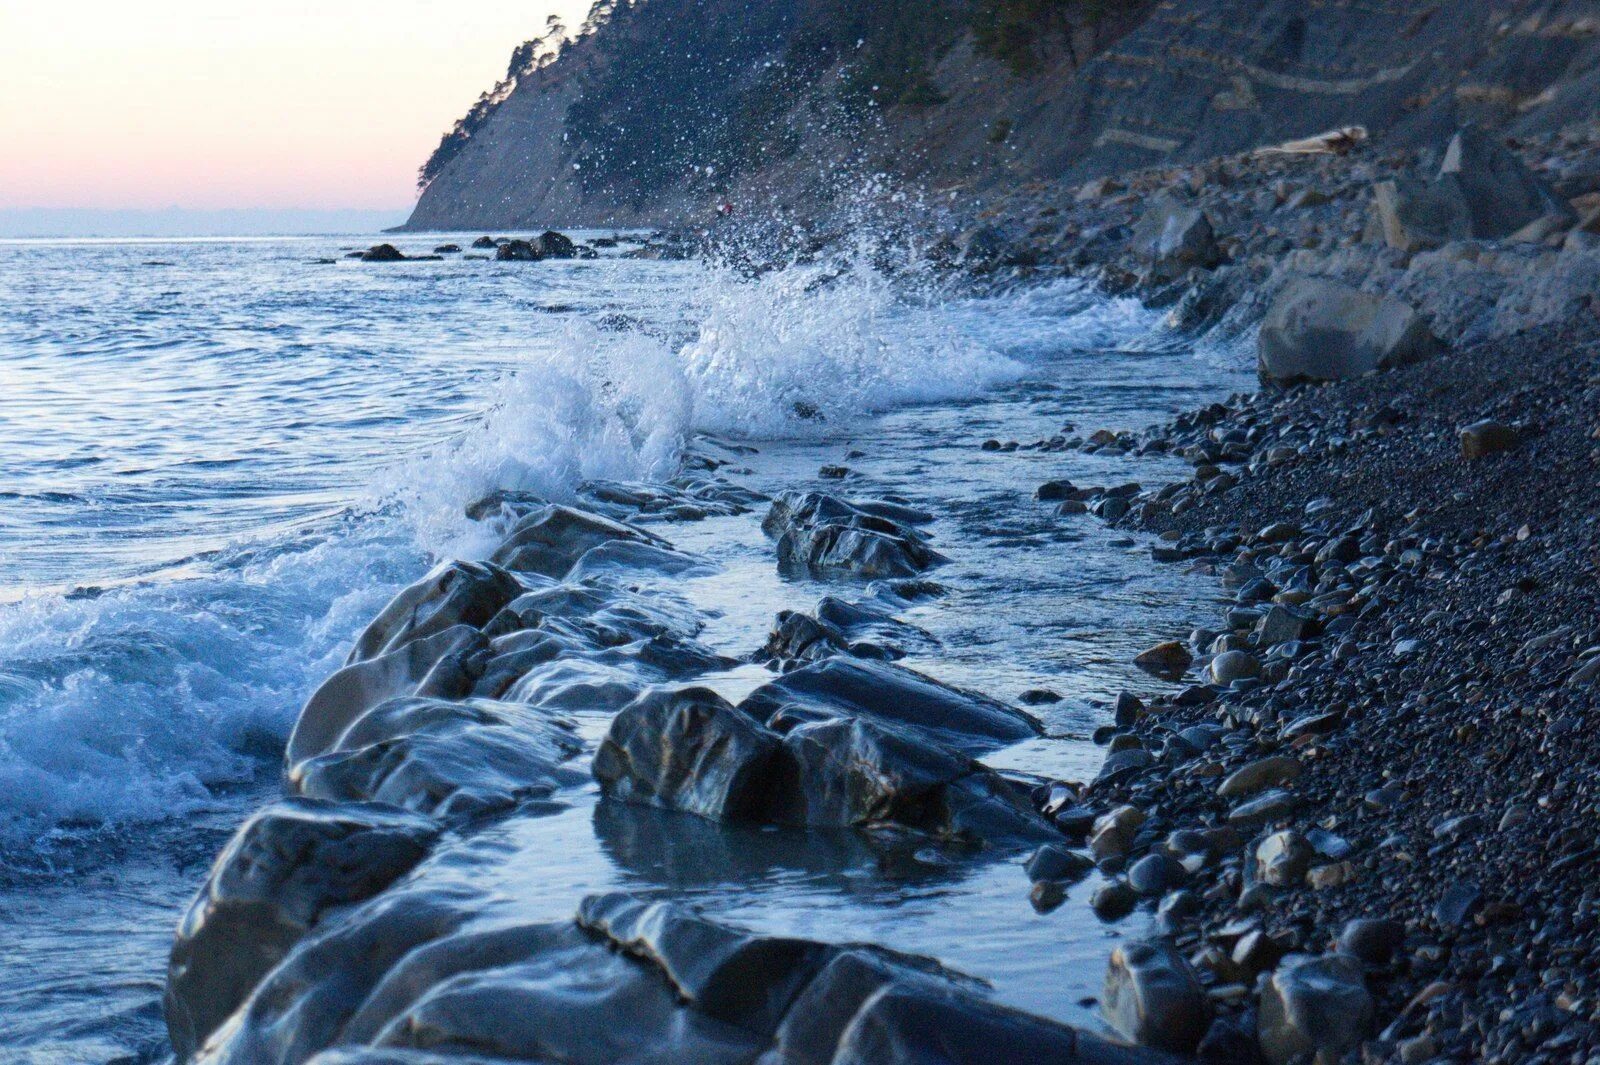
0;1;592;212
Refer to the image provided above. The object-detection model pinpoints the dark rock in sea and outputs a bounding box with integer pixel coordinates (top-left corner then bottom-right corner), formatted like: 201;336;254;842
771;714;1056;844
495;239;540;261
289;695;582;820
738;656;1042;756
358;244;407;262
593;686;780;821
432;243;461;253
757;597;934;665
533;229;578;258
762;490;945;579
1025;843;1095;883
164;798;439;1060
1257;278;1439;385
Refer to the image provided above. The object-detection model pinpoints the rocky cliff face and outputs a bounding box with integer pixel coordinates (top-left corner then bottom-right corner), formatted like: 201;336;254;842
403;0;1600;231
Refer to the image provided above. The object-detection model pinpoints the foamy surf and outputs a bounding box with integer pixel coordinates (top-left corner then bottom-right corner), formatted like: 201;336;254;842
0;241;1028;852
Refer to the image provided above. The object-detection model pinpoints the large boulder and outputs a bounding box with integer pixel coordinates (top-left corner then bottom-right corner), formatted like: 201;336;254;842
288;625;490;766
489;504;665;578
165;798;438;1060
592;686;781;821
738;657;1041;756
763;491;944;579
1258;953;1374;1065
1102;940;1212;1053
1440;125;1571;239
347;561;521;664
1133;195;1222;278
1258;277;1440;385
1372;177;1471;252
533;230;578;259
289;696;582;820
772;715;1056;844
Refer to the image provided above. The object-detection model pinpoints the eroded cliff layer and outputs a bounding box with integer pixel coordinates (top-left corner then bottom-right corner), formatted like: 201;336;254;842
403;0;1600;231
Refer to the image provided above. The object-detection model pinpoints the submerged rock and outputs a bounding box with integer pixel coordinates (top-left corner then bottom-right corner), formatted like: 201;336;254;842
764;491;944;578
165;798;438;1060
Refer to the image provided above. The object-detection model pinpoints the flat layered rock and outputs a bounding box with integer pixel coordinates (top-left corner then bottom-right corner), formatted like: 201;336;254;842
738;657;1042;755
166;798;439;1061
289;696;583;821
763;491;945;578
192;891;1180;1064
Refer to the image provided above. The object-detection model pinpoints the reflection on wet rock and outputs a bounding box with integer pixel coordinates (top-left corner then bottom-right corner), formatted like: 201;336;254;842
346;562;522;665
197;891;1166;1064
288;696;583;821
739;657;1041;756
763;491;945;578
166;798;440;1060
594;662;1052;846
593;687;781;821
757;596;937;666
489;504;667;578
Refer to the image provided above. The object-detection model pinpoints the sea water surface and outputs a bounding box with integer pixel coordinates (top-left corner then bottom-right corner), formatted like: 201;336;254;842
0;234;1249;1062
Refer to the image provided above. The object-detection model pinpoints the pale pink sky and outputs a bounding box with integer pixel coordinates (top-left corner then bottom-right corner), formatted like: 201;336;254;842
0;2;591;210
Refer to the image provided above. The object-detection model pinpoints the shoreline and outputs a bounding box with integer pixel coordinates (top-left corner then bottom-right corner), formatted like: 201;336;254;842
157;125;1600;1063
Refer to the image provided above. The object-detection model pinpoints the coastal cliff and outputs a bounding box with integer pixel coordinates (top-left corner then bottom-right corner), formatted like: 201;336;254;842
403;0;1600;231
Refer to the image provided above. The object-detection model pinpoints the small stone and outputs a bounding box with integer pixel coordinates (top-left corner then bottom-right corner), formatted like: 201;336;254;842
1091;879;1139;921
1090;806;1147;860
1253;830;1313;887
1030;878;1067;912
1338;917;1405;965
1208;649;1262;685
1218;755;1303;799
1435;881;1482;928
1103;939;1212;1052
1228;788;1299;827
1306;861;1356;889
1128;853;1187;896
1257;605;1311;646
1134;641;1193;680
1258;953;1373;1065
1459;419;1518;459
1025;844;1095;883
1018;688;1061;705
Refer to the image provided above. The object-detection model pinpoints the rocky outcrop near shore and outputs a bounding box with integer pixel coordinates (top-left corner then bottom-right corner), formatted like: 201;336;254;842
165;457;1172;1061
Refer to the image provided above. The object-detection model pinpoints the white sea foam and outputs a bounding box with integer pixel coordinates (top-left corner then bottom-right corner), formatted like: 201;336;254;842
0;245;1028;849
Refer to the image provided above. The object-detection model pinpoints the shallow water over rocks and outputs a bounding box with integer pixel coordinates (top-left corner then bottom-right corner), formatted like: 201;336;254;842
0;237;1248;1061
